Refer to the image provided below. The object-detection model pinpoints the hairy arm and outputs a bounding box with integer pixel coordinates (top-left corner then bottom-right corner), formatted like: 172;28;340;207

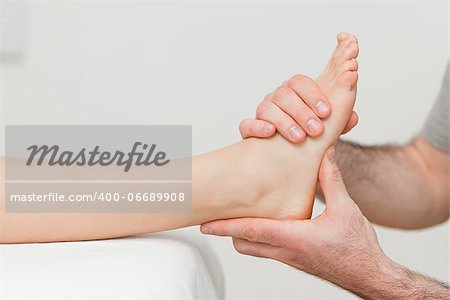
346;259;450;300
333;135;449;229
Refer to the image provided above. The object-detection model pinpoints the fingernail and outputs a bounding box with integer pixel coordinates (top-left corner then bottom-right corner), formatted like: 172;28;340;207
288;126;303;141
327;146;336;163
201;226;211;234
306;119;321;134
315;101;329;116
261;124;272;135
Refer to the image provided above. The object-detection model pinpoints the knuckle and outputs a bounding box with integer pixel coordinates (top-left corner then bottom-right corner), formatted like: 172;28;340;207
256;94;273;116
272;86;293;103
242;224;257;241
256;101;269;117
264;229;281;246
293;105;314;121
287;74;312;88
263;93;273;102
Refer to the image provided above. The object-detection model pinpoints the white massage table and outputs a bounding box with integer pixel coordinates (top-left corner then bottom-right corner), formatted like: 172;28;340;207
0;227;224;300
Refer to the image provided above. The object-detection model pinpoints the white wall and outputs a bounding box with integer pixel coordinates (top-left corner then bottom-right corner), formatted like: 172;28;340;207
0;0;448;299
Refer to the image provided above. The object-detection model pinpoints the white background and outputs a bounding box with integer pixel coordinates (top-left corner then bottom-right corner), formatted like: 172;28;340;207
0;0;448;299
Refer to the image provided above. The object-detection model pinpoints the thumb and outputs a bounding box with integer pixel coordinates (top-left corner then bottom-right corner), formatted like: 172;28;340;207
319;146;350;208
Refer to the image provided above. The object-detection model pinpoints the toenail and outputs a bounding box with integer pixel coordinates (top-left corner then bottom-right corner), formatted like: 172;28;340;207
289;126;303;140
315;101;329;116
306;119;321;134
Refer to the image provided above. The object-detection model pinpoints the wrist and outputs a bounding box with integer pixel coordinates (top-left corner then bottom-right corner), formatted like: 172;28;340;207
340;254;438;300
327;251;391;299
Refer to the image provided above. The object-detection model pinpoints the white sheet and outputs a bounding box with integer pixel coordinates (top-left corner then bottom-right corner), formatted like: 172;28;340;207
0;227;224;300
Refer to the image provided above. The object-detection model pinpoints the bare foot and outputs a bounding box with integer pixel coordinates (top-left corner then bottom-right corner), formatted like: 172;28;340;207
0;33;359;243
316;32;359;142
237;33;359;220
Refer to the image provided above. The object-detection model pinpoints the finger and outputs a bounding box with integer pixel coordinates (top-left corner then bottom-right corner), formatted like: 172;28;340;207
201;217;305;247
239;118;276;139
271;86;324;137
232;238;284;260
287;74;331;118
256;99;306;143
341;111;359;134
318;146;350;209
232;238;303;269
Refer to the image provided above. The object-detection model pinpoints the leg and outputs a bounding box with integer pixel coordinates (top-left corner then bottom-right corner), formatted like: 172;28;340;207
0;33;359;243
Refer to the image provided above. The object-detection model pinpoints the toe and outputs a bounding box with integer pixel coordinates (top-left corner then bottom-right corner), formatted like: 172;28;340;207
338;58;358;74
329;34;359;69
337;32;356;44
337;71;358;90
337;32;353;44
342;40;359;60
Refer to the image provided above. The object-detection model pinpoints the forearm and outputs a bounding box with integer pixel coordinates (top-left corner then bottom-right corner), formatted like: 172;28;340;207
330;137;449;229
336;256;450;300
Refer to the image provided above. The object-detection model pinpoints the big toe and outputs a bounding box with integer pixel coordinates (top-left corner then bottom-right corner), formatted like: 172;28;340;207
337;32;356;44
331;33;359;67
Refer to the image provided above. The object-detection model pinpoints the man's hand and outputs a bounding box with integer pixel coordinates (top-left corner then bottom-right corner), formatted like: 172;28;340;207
201;147;450;299
239;75;359;143
201;147;385;285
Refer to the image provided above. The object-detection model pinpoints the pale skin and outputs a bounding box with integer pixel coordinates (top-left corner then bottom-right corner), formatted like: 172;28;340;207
0;32;359;244
202;53;450;298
